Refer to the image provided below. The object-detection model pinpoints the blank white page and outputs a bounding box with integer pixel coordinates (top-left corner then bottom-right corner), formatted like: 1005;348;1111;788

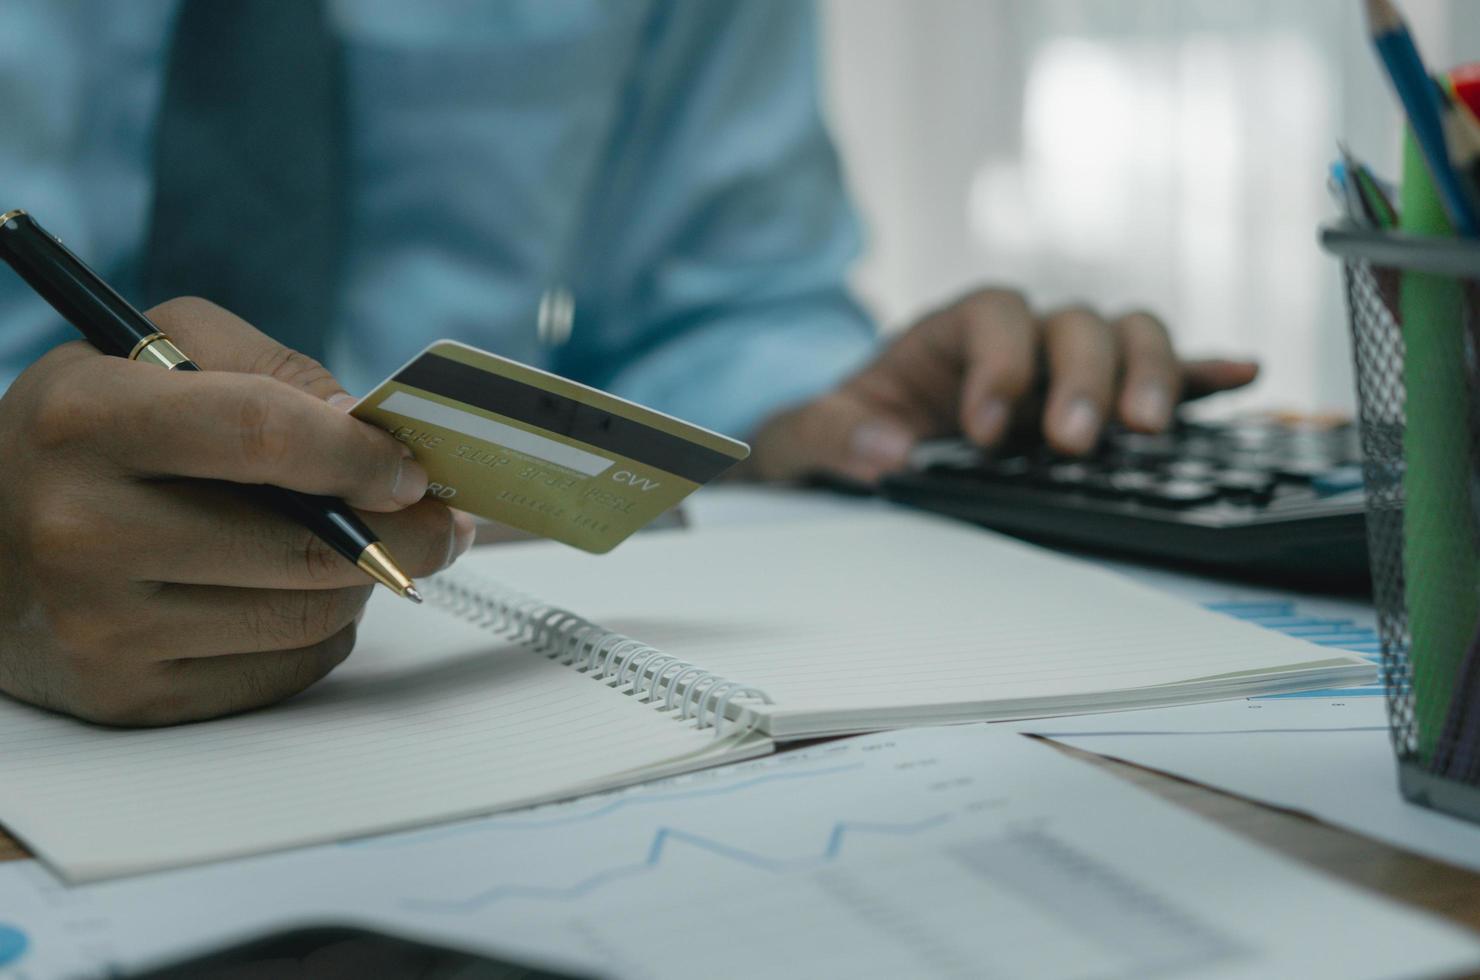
0;593;760;882
465;513;1371;736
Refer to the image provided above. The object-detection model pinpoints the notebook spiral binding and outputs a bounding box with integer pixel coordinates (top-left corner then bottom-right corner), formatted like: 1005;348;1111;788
423;571;774;739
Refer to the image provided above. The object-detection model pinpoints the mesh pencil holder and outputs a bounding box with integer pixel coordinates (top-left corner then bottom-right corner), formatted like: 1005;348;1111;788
1322;223;1480;823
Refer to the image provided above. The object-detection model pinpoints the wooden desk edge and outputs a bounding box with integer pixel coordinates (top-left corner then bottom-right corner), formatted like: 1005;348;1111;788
1037;738;1480;933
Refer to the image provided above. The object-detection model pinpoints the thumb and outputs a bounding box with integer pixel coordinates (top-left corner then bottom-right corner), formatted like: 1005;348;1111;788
1181;358;1260;401
143;296;350;402
751;391;919;484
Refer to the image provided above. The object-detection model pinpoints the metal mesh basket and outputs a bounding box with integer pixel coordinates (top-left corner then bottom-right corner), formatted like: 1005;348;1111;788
1322;224;1480;821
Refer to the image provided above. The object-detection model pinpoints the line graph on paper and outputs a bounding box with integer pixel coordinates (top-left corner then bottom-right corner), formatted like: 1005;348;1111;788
367;736;1245;980
394;823;1244;980
348;757;867;850
0;731;1251;980
402;815;950;911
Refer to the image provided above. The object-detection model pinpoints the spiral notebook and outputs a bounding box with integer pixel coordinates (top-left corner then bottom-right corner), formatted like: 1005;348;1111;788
0;512;1373;881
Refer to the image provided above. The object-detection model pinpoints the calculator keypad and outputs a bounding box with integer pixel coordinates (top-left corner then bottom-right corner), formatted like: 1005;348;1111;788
902;417;1364;520
881;417;1368;587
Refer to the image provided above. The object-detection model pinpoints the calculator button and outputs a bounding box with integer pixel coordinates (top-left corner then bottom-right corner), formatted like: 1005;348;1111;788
1113;432;1179;457
912;439;980;471
1312;464;1364;496
1228;425;1278;450
1166;459;1218;481
1217;470;1275;499
992;456;1033;481
1179;436;1221;458
1275;457;1333;481
1144;479;1221;508
1108;471;1156;495
1046;462;1094;487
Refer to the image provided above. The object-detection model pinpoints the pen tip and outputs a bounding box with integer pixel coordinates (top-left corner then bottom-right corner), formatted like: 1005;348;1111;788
405;585;424;604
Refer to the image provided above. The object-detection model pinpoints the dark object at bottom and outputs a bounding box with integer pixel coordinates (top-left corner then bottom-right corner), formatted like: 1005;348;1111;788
129;925;599;980
878;418;1370;592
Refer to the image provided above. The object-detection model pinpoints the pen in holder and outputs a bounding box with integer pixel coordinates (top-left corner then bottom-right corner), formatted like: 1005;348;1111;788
1322;223;1480;822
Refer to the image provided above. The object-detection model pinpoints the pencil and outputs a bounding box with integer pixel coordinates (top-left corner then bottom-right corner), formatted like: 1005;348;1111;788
1337;144;1399;228
1436;78;1480;222
1364;0;1478;234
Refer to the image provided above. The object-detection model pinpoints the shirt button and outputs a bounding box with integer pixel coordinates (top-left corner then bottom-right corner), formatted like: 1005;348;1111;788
537;285;575;347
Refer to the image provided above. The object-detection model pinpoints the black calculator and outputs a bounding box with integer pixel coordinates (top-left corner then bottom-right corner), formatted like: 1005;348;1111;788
879;416;1370;590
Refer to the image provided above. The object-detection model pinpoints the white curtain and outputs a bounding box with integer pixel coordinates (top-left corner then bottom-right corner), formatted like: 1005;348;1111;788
820;0;1475;413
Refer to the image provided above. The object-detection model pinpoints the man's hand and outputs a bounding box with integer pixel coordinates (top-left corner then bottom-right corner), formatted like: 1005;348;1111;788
0;298;473;726
748;288;1259;483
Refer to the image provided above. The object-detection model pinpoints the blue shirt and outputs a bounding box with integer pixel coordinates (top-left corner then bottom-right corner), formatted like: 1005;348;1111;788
0;0;877;438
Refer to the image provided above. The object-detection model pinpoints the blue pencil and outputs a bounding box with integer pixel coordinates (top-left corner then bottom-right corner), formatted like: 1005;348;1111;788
1365;0;1478;235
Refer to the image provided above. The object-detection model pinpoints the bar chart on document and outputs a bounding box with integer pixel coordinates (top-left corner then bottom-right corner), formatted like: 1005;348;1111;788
1210;597;1384;699
1092;557;1388;725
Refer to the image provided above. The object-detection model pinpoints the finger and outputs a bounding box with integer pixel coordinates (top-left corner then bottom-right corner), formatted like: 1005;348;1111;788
111;486;463;589
450;508;478;557
1041;307;1119;454
1182;358;1260;400
751;391;916;484
136;584;371;659
145;297;348;401
1112;311;1180;432
752;289;1043;481
156;625;357;725
25;337;99;373
950;289;1039;446
56;357;426;511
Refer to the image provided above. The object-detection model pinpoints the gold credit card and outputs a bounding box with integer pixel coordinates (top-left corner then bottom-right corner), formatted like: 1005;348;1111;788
351;340;750;553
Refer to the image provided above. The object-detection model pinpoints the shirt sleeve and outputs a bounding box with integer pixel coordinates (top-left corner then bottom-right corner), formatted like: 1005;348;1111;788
554;0;879;441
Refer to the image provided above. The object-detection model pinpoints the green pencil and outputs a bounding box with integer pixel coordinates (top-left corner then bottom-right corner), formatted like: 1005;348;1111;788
1398;130;1479;764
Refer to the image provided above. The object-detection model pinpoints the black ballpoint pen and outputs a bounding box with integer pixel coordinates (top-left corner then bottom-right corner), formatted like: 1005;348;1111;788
0;208;422;603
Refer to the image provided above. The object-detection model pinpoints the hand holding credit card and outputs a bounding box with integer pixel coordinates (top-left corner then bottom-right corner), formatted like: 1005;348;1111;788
352;341;749;552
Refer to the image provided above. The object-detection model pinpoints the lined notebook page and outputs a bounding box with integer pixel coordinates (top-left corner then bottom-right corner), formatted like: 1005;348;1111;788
0;594;758;882
468;513;1371;735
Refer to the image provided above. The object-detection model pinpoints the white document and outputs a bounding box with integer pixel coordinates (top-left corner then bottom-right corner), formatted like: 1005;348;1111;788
689;488;1480;871
0;594;767;882
472;514;1374;735
1037;720;1480;873
685;489;1480;873
1007;563;1480;872
0;508;1371;882
1;727;1476;980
